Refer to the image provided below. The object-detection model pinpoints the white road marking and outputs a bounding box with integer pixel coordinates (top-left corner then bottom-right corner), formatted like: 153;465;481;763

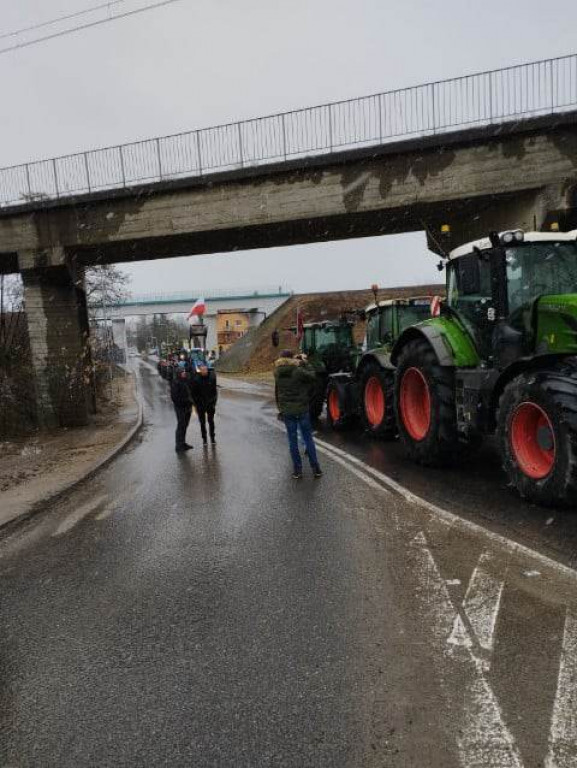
545;610;577;768
53;494;109;536
95;504;116;521
314;437;577;584
412;531;524;768
269;421;577;764
449;552;505;670
271;421;390;494
315;444;391;494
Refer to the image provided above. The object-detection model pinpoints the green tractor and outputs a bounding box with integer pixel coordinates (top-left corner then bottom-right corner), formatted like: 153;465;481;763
391;228;577;506
326;297;433;435
292;318;359;420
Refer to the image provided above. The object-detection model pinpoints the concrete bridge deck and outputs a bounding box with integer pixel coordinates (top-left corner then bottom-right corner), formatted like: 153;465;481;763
2;53;577;428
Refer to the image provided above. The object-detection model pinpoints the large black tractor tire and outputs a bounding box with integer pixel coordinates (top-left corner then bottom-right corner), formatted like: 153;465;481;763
359;363;396;439
497;364;577;506
326;379;352;430
394;338;457;466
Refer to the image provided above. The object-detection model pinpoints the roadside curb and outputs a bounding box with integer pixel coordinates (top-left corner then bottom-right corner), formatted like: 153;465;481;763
0;379;144;534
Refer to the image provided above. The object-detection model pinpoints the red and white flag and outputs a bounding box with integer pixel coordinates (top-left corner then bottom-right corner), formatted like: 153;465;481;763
430;295;442;318
187;297;206;320
296;307;304;341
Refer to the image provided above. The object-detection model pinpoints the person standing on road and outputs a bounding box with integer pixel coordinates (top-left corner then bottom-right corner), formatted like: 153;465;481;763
191;363;218;445
274;350;322;479
170;368;194;453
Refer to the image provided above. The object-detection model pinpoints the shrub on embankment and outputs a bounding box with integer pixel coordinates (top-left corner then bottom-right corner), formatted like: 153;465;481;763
216;284;443;375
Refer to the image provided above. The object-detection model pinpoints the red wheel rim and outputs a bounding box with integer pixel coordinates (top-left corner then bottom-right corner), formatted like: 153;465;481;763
400;367;431;441
510;402;555;479
328;389;340;422
364;376;385;427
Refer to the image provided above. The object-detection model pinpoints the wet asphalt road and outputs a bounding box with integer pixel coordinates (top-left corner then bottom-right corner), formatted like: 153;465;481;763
315;396;577;571
1;358;577;767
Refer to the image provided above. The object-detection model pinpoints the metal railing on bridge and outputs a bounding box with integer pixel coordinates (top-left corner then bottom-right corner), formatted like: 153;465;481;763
1;53;576;209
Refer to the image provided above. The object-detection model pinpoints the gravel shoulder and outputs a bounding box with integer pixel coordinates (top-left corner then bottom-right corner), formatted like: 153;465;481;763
0;372;140;528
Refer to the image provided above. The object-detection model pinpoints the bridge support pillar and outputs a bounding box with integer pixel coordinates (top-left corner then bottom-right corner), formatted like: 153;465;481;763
20;257;91;429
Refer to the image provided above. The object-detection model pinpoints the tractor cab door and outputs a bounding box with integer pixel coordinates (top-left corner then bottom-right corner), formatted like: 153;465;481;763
365;307;394;351
448;253;494;361
301;327;316;356
379;307;395;347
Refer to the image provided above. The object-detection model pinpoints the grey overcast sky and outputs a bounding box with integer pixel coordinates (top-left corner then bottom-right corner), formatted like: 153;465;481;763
2;0;577;295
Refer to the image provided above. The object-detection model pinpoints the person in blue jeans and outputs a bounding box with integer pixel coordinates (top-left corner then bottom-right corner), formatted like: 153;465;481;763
274;350;322;479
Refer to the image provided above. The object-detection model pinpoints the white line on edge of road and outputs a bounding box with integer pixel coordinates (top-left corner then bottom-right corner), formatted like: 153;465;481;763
52;494;109;536
315;437;577;583
270;421;390;494
412;531;524;767
545;610;577;768
273;418;524;765
449;551;506;670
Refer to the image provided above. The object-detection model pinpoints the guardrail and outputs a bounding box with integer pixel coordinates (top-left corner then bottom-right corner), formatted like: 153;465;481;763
1;53;576;209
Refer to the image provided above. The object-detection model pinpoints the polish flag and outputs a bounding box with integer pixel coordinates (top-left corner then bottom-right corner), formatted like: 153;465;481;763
187;297;206;320
430;295;442;318
296;307;304;341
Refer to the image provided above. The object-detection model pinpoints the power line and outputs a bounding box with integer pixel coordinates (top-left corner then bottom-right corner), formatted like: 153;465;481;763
0;1;126;42
0;0;184;56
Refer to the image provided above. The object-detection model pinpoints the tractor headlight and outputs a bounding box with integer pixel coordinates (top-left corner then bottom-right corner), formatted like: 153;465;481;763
502;231;515;244
513;230;524;242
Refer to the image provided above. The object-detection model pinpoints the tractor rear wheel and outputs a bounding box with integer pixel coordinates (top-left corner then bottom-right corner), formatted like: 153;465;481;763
395;338;457;466
326;379;351;430
360;364;396;438
497;365;577;506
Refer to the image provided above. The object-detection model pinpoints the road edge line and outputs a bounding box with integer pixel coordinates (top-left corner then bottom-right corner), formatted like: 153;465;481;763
315;437;577;583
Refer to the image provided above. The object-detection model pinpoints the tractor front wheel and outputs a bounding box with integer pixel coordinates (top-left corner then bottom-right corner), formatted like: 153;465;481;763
395;339;457;466
360;364;396;438
497;366;577;506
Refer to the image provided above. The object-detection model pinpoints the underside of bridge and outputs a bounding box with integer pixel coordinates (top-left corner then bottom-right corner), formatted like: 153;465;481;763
2;111;577;427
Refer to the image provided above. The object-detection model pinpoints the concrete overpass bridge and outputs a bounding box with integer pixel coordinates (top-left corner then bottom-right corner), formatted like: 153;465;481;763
2;53;577;426
96;287;292;352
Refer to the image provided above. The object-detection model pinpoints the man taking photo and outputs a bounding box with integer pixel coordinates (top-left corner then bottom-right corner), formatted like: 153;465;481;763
274;350;322;480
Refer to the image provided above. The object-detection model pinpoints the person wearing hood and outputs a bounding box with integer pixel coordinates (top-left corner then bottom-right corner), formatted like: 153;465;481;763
190;363;218;445
170;367;193;453
274;350;322;479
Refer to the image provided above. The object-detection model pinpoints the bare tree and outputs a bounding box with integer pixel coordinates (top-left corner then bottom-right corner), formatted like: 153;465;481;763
0;274;24;361
0;275;34;433
85;265;130;311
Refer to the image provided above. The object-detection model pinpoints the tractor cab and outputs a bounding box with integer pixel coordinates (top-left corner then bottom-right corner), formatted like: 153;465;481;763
299;320;357;374
446;230;577;366
363;298;432;351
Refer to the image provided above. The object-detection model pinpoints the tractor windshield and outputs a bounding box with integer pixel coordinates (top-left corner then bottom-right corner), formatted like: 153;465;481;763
506;242;577;313
398;303;431;332
315;325;354;351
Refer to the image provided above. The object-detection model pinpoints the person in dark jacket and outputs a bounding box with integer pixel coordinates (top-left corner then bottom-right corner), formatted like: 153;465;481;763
170;368;193;453
191;364;218;445
274;350;322;479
